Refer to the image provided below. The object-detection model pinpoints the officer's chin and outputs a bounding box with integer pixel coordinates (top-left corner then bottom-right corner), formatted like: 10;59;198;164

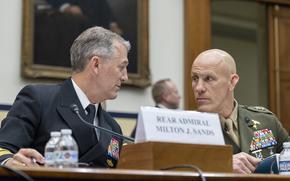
108;92;118;100
196;105;212;113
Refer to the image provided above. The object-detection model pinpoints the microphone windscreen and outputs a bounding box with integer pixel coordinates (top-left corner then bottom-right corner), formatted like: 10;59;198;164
70;104;79;112
245;117;250;124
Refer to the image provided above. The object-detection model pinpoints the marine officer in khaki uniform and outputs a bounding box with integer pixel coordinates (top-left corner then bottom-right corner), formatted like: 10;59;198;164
191;49;289;174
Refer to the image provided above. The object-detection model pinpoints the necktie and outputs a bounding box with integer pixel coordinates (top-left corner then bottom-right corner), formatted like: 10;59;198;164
85;104;100;140
86;104;96;124
224;118;239;146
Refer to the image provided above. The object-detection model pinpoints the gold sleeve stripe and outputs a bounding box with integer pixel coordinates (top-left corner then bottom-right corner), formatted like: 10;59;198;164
0;148;12;156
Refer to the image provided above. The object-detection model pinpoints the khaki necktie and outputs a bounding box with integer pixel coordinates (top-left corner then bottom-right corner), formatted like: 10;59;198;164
224;118;239;146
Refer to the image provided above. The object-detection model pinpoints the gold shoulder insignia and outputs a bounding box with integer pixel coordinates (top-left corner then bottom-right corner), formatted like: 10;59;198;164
245;106;274;115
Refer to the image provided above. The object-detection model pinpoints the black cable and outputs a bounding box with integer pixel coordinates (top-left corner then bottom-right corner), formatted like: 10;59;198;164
270;159;276;174
0;165;35;181
70;104;135;143
160;164;206;181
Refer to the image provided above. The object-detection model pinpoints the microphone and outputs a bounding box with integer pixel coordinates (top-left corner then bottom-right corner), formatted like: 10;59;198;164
70;104;135;143
245;117;250;124
245;117;254;127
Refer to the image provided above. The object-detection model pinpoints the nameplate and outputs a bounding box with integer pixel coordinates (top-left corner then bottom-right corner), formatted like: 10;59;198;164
135;106;225;145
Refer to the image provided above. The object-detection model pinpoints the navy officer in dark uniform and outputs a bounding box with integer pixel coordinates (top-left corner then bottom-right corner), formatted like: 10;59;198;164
0;26;130;168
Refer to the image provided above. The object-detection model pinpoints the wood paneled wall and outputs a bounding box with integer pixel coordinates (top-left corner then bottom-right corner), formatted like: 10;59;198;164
184;0;211;110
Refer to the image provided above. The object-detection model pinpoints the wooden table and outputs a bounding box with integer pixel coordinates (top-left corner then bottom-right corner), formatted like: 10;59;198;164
1;167;290;181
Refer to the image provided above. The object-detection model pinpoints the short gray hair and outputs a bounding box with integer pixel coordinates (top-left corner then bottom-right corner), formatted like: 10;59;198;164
70;26;131;72
152;78;171;104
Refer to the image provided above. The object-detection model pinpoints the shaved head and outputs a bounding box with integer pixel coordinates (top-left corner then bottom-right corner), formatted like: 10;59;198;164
191;49;239;117
194;49;237;76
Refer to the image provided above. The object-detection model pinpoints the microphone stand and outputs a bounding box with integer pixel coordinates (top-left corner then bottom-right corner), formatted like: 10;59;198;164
71;104;135;143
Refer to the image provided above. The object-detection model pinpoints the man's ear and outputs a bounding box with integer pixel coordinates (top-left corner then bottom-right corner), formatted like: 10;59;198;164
162;91;170;102
89;55;100;72
229;74;239;91
93;56;100;67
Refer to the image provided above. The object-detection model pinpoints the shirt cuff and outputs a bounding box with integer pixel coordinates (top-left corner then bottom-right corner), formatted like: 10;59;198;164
1;157;12;165
0;148;13;165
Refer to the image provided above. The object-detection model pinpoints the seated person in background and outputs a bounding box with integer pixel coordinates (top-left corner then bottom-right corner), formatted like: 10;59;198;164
191;49;289;174
0;26;130;168
131;78;181;138
152;78;181;109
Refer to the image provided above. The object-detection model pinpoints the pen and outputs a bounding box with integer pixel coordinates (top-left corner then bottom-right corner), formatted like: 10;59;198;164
31;157;44;166
31;157;37;164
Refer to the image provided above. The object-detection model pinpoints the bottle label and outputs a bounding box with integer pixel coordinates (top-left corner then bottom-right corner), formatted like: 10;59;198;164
59;150;78;163
45;152;54;164
279;160;290;174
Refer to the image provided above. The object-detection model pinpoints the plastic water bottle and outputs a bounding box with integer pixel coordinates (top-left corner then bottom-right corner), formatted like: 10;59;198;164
44;131;61;167
56;129;79;168
279;142;290;175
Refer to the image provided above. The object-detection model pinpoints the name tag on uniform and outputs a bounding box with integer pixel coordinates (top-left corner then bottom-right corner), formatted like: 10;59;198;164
135;106;225;145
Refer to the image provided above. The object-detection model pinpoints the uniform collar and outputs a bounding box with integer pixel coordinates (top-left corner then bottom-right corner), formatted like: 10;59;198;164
220;100;238;129
71;78;99;113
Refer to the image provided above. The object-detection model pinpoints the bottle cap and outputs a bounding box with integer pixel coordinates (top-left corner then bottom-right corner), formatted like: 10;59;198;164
50;131;61;137
61;129;72;135
283;142;290;148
